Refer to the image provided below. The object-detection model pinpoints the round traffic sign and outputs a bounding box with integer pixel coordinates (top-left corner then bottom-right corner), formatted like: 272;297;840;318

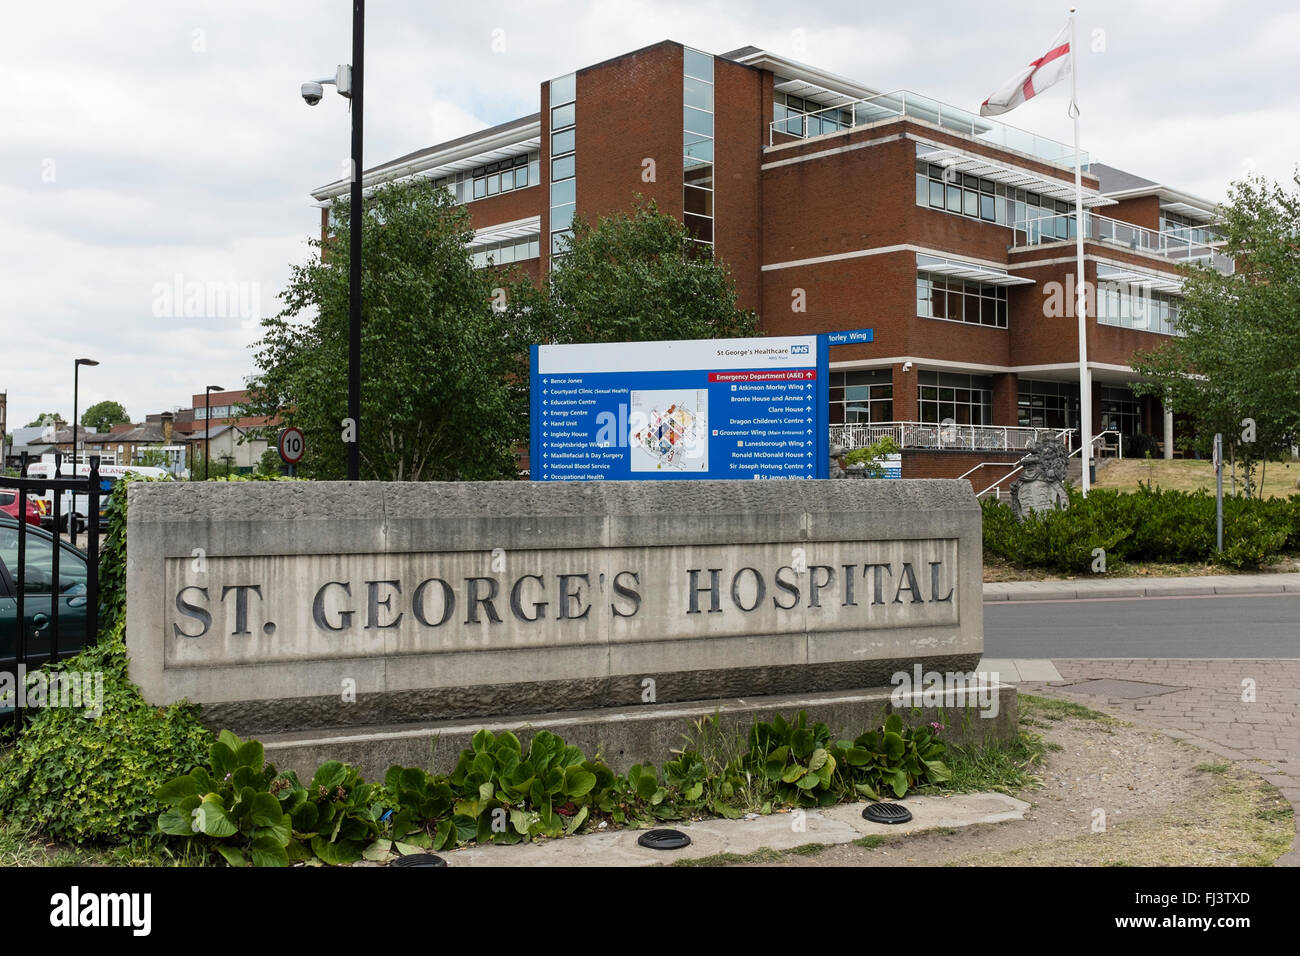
278;427;305;464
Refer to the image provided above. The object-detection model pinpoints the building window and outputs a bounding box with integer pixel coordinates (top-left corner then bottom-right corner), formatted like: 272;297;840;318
470;234;541;268
917;371;992;425
549;73;577;264
683;48;714;248
1159;209;1219;244
917;272;1008;328
829;370;893;424
1100;385;1140;437
915;143;1075;234
1096;283;1181;335
430;151;540;205
1018;379;1078;430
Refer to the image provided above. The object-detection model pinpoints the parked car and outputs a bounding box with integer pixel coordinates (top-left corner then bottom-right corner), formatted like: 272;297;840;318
24;462;170;533
0;490;41;527
0;514;91;669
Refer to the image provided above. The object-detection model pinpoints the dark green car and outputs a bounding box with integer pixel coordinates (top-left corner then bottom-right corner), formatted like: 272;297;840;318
0;515;91;669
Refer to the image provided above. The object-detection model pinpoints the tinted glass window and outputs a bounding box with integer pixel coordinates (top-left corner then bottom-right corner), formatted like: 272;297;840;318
0;527;87;595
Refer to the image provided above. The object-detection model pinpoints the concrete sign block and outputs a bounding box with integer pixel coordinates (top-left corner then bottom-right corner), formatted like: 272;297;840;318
126;479;982;735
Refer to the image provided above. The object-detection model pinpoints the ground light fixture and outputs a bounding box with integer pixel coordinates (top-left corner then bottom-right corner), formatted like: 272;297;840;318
862;802;912;824
637;828;691;850
301;0;364;481
389;853;447;867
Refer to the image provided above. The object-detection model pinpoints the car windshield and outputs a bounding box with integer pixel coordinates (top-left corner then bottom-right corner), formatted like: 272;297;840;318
0;524;88;594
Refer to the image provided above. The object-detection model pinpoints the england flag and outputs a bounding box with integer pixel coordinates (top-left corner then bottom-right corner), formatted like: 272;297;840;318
980;23;1072;117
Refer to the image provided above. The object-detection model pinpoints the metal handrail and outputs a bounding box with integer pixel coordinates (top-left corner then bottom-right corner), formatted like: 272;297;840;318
768;89;1086;169
830;422;1072;453
975;465;1025;499
1067;430;1123;460
1012;212;1233;274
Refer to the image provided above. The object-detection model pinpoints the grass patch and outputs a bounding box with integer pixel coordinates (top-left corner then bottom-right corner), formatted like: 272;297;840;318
950;766;1293;867
1020;694;1124;726
672;843;829;866
854;834;888;849
0;816;204;868
1094;458;1300;501
1197;762;1231;774
920;730;1046;796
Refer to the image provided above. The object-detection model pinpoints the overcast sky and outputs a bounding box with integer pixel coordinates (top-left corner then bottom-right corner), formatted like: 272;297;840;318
2;0;1296;431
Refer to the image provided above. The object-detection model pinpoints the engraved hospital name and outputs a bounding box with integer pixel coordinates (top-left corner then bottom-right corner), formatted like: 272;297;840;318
169;554;957;640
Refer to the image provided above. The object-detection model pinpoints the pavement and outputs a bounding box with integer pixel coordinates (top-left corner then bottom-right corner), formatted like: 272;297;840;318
984;570;1300;601
438;792;1030;867
981;570;1300;867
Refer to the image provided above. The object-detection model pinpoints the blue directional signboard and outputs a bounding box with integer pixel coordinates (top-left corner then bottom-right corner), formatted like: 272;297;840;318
824;327;875;346
530;335;828;481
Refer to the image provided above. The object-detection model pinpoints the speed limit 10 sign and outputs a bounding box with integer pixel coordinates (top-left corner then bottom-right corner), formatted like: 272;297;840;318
277;427;305;464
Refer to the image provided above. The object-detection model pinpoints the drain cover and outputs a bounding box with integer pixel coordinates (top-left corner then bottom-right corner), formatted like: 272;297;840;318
638;828;691;850
390;853;448;867
862;802;913;824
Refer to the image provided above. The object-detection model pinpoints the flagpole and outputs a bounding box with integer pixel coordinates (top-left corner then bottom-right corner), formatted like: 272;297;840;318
1069;6;1091;496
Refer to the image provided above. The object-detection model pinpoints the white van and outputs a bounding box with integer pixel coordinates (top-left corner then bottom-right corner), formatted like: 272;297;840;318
25;461;172;533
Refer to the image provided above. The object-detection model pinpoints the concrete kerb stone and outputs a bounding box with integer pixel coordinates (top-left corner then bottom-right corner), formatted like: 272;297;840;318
434;792;1031;867
983;571;1300;603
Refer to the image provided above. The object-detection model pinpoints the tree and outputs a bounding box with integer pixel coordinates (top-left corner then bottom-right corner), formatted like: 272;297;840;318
246;178;547;481
81;400;130;434
256;447;285;476
528;198;759;343
134;448;171;469
25;413;63;427
1131;172;1300;497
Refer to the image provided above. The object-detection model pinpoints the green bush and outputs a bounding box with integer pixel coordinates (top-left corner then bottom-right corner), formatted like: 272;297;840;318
0;623;213;843
983;484;1296;571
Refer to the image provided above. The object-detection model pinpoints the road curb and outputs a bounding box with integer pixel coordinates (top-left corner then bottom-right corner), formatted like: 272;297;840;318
984;574;1300;602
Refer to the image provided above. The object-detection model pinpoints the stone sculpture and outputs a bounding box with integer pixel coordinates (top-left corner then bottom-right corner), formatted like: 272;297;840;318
1010;438;1069;519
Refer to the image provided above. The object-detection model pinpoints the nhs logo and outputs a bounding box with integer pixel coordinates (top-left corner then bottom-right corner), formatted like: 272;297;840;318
790;344;810;355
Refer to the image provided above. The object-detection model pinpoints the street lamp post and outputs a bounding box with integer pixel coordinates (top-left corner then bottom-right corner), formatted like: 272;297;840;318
205;385;223;480
302;0;364;481
71;358;98;547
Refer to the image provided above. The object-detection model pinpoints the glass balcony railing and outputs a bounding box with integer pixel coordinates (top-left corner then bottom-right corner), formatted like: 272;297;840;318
1012;212;1234;274
768;89;1087;170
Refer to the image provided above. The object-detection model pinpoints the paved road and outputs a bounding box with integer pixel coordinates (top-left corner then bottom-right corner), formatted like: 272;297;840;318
985;591;1300;658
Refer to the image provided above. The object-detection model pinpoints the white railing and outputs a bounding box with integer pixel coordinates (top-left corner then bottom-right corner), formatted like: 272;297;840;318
1067;430;1123;461
1012;212;1234;275
974;464;1026;499
831;422;1072;453
768;89;1086;170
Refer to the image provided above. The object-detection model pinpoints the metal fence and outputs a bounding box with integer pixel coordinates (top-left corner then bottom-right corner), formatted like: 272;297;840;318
830;422;1072;453
1;453;101;734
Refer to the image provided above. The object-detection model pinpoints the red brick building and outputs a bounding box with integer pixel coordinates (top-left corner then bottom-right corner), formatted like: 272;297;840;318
310;41;1229;491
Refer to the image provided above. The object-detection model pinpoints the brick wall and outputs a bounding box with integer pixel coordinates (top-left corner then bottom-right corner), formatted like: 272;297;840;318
575;42;683;230
713;55;766;314
902;449;1023;495
1106;195;1161;231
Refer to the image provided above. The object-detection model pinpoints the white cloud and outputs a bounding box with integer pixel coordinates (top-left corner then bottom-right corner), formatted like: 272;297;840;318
1;0;1296;428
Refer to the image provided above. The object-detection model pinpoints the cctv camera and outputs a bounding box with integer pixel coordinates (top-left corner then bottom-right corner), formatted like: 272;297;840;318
903;361;914;372
301;81;324;106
